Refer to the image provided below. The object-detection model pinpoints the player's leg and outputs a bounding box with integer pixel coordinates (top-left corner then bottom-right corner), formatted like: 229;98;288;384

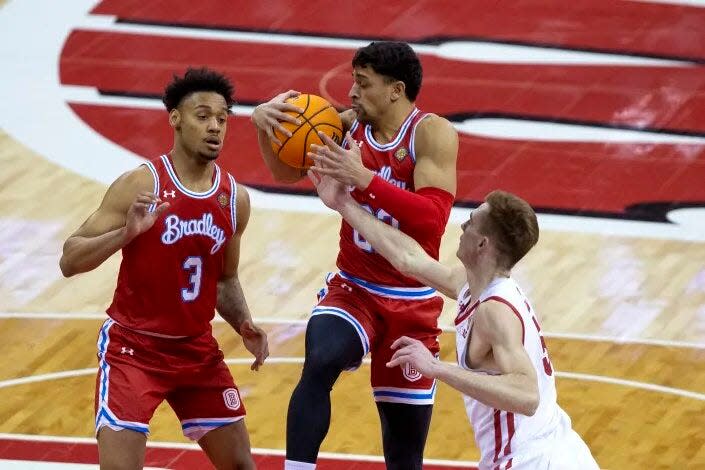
197;420;254;470
94;320;164;470
286;314;366;464
286;277;375;466
168;345;251;469
377;402;433;470
371;295;443;469
97;428;147;470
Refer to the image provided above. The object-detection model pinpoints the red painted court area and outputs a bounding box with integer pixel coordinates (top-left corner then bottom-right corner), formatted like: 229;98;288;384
0;436;478;469
58;0;705;220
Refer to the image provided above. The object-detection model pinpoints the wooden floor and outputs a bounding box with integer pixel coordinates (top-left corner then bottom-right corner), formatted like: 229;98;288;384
2;127;705;469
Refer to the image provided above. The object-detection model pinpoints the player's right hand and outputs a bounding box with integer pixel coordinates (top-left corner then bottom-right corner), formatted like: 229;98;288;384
124;192;169;241
251;90;304;146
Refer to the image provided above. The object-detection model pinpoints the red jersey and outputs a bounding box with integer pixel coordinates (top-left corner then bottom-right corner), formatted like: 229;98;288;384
107;154;237;337
337;107;440;287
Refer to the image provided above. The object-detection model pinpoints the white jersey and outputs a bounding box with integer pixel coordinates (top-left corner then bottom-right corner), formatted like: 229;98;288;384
454;277;596;470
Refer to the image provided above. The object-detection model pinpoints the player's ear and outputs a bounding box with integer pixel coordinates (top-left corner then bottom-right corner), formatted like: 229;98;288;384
169;109;181;131
390;80;405;102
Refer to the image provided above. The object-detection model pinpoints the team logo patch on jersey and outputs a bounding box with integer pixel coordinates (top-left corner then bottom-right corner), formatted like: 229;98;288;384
394;147;408;162
217;192;229;207
402;363;422;382
223;388;241;410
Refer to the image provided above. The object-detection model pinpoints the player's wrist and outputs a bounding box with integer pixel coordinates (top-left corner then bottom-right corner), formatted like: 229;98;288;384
355;169;375;191
120;225;139;245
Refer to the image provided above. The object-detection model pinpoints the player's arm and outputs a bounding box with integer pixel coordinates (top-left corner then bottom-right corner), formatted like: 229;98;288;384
217;184;269;370
59;167;161;277
251;90;307;183
359;115;458;237
310;170;465;298
311;116;457;238
419;301;539;416
339;108;356;133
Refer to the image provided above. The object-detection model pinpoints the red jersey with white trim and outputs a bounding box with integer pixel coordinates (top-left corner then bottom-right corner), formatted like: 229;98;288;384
454;277;572;470
337;107;439;287
107;154;238;337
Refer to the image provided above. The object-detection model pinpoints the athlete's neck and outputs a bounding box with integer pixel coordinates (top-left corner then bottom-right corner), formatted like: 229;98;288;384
465;262;510;299
370;101;416;144
168;146;215;192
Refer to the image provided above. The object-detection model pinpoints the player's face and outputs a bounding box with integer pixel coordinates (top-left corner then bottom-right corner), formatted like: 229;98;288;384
457;204;488;265
349;66;398;124
174;92;229;161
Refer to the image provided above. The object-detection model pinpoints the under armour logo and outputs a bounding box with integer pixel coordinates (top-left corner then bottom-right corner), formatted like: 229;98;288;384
120;347;134;356
163;189;176;198
341;282;353;292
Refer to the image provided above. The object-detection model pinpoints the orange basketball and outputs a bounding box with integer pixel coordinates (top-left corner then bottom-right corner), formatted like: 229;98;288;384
271;94;344;169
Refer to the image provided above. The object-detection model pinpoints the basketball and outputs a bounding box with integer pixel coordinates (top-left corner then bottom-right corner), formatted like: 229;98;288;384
271;94;344;169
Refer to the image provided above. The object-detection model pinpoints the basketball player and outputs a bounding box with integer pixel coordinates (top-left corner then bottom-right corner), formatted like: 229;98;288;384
251;42;458;469
59;68;268;470
310;172;599;470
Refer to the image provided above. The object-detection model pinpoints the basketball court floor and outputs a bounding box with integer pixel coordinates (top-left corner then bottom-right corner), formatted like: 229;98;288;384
1;0;704;468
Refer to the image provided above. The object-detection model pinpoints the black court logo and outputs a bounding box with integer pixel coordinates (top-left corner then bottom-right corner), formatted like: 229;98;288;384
223;388;241;410
402;363;422;382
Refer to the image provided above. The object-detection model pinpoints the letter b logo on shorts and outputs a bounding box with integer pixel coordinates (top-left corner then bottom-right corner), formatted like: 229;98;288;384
223;388;241;410
402;363;422;382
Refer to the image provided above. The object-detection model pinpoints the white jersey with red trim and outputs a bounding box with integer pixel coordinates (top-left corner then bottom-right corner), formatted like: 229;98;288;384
454;277;572;470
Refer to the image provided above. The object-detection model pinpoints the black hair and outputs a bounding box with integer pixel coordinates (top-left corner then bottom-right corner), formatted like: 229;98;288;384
352;41;423;101
162;67;235;112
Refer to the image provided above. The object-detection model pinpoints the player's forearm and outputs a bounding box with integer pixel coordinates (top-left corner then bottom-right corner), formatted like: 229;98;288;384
433;362;539;416
257;130;305;183
358;176;454;237
59;227;132;277
339;198;428;276
216;277;253;334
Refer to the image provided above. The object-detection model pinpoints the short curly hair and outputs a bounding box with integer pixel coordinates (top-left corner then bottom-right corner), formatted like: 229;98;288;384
162;67;235;112
352;41;423;101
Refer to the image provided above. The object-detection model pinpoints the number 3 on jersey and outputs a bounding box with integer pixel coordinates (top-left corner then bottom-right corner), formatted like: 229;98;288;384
182;256;202;302
353;205;399;252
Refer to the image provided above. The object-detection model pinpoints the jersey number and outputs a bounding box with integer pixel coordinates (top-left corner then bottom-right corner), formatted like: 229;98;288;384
528;304;553;376
181;256;202;302
353;205;399;253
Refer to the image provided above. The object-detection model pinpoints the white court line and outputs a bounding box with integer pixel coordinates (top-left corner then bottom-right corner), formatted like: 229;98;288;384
1;312;703;349
0;357;703;403
0;433;479;467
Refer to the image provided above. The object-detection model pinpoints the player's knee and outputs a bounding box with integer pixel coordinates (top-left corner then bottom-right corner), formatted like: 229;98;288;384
233;455;255;470
303;345;346;380
99;455;142;470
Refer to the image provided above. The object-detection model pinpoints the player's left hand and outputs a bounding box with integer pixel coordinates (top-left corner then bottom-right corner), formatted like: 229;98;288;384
308;169;352;211
309;131;375;189
386;336;439;378
240;319;269;371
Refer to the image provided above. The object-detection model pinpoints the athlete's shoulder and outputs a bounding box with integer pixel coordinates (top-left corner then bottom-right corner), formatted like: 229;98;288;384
108;164;154;197
415;113;456;136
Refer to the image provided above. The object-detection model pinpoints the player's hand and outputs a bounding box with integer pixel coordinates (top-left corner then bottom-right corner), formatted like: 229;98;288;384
308;169;352;211
124;192;169;241
386;336;440;378
240;319;269;371
251;90;304;146
309;131;374;189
